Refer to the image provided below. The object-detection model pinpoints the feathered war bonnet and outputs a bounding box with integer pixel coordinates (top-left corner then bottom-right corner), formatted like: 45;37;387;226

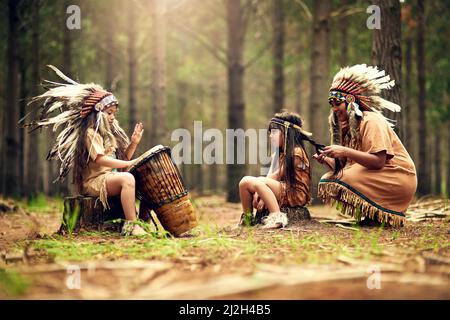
327;64;401;150
20;65;129;182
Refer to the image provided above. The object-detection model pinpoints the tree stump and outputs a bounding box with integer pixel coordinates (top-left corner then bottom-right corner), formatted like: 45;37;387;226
255;206;311;225
58;196;125;235
280;206;311;223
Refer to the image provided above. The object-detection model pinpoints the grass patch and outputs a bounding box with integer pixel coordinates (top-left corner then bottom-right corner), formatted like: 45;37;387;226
18;193;63;214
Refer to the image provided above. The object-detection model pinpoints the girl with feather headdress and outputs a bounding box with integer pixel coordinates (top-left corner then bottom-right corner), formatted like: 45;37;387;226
21;65;147;236
314;64;417;227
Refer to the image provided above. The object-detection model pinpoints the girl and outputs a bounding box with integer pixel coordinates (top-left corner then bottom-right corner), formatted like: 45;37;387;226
23;65;147;236
315;64;417;227
238;111;323;229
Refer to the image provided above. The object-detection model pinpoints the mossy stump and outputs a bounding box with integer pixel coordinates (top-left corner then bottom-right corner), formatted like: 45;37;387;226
58;196;125;235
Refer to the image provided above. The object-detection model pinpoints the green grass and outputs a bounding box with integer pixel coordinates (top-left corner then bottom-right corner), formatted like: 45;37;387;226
26;223;386;267
17;215;449;268
17;193;63;214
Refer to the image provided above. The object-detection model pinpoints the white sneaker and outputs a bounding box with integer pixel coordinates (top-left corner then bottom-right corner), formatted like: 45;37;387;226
262;212;288;229
121;221;148;236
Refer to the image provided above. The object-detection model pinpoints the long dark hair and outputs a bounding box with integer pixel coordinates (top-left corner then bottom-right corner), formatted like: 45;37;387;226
72;108;128;193
269;111;323;192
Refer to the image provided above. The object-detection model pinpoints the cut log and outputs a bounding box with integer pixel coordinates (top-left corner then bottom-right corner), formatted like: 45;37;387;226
58;196;125;235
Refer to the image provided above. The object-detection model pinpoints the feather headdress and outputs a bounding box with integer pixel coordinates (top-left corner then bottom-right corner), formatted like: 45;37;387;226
19;65;128;182
327;64;402;149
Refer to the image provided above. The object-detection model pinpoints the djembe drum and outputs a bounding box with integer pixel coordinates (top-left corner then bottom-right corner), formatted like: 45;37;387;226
128;145;197;236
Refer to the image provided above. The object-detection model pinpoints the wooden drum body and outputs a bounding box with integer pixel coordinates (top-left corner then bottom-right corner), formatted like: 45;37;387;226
128;145;197;236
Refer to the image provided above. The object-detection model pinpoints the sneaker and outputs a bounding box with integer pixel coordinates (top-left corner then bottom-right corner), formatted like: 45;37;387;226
262;212;288;229
121;221;148;236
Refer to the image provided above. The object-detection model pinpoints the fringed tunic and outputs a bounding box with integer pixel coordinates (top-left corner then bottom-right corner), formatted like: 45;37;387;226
318;112;417;227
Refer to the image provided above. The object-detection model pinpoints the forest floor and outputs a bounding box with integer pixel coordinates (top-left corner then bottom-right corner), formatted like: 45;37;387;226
0;194;449;299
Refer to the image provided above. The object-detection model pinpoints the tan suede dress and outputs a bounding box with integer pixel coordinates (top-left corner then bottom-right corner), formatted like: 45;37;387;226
81;128;119;209
318;112;417;226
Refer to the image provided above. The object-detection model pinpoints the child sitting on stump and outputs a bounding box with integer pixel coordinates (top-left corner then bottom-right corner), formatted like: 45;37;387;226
22;65;147;236
238;111;322;229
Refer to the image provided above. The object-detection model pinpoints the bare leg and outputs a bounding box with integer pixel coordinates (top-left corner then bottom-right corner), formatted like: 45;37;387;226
253;177;282;213
239;176;282;213
105;172;138;221
239;176;256;213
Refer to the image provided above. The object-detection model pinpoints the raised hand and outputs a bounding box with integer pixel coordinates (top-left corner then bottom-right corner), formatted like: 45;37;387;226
131;122;144;145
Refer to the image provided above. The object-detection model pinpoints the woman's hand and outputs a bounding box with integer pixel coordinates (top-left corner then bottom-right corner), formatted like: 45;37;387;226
321;145;349;158
313;153;327;164
313;153;335;170
131;122;144;145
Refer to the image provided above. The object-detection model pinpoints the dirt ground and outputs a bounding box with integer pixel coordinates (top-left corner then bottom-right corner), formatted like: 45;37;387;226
0;195;449;299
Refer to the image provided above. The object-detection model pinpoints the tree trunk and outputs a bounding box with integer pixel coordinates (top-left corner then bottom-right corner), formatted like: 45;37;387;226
195;85;204;195
403;31;412;153
19;63;26;198
60;0;72;196
150;0;167;146
27;0;40;198
176;81;190;188
128;2;137;133
105;29;114;91
272;0;285;113
3;0;21;197
416;0;430;195
308;0;331;204
294;38;303;115
209;81;220;192
433;133;441;195
371;0;402;135
339;0;350;66
226;0;246;203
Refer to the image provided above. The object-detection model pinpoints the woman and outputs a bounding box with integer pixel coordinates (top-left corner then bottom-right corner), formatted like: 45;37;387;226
315;64;417;227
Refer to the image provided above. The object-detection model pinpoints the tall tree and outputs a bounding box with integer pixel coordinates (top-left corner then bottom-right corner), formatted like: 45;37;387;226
403;30;413;151
416;0;430;195
338;0;350;66
272;0;285;113
60;0;73;195
371;0;402;134
433;134;441;195
27;0;41;198
171;0;270;202
209;81;220;192
308;0;331;203
2;0;21;196
150;0;167;146
128;1;138;134
294;38;303;115
226;0;246;202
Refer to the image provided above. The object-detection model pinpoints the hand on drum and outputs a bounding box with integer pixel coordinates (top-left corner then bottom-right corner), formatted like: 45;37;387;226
131;122;144;145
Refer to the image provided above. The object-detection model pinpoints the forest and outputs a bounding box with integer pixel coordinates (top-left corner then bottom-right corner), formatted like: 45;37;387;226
0;0;448;201
0;0;449;302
